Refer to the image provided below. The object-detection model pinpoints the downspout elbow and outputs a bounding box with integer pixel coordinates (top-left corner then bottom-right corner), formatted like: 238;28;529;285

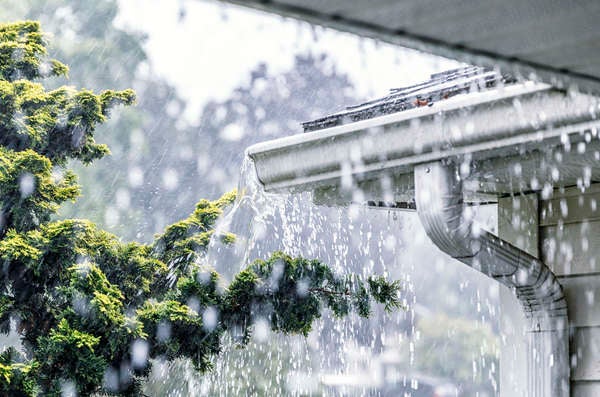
414;161;569;397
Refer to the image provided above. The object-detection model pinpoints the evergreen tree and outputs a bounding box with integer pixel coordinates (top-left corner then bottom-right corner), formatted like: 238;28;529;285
0;21;401;396
0;0;358;243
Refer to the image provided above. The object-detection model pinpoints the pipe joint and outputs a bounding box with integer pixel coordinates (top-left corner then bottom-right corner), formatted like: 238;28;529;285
414;161;569;397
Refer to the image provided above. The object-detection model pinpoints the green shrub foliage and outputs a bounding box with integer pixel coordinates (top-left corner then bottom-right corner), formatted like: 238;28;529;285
0;21;402;395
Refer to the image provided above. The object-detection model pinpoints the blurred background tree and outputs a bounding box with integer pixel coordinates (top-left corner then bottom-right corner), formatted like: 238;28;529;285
408;313;498;395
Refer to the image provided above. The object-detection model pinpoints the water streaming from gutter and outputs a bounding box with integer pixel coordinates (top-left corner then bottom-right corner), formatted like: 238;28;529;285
194;154;501;396
200;155;415;395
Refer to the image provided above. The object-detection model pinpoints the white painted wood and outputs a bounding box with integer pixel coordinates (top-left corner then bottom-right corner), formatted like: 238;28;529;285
571;327;600;381
540;186;600;227
540;185;600;393
541;221;600;276
540;186;600;278
572;381;600;397
498;195;539;256
560;276;600;328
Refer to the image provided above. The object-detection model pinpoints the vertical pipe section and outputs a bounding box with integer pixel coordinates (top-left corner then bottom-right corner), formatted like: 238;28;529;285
414;161;569;397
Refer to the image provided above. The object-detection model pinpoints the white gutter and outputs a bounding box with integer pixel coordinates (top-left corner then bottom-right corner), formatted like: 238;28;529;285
414;161;569;397
248;83;599;194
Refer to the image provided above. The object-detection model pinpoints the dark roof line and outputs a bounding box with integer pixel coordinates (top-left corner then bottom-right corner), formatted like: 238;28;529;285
302;66;515;132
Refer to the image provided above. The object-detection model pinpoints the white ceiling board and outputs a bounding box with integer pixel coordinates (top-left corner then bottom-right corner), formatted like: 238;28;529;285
220;0;600;93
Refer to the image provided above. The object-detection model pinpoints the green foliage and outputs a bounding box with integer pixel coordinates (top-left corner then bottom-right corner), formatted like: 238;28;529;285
0;20;403;396
0;21;67;82
230;253;403;338
36;318;106;396
0;26;135;165
0;295;13;333
0;348;37;396
0;20;133;238
153;191;237;276
368;275;403;312
137;299;219;373
0;147;79;235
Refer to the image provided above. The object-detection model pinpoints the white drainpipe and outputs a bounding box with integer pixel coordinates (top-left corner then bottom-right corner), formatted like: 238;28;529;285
414;161;569;397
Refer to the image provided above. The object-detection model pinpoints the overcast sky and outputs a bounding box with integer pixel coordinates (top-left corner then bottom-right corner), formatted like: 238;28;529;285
116;0;459;119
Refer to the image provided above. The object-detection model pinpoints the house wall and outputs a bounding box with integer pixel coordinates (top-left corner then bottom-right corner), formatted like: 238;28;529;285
540;185;600;397
498;185;600;397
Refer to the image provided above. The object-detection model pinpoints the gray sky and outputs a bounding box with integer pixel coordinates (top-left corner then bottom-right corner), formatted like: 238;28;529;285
116;0;459;120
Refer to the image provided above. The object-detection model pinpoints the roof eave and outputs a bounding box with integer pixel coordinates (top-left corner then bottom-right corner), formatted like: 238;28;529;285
247;83;600;202
220;0;600;95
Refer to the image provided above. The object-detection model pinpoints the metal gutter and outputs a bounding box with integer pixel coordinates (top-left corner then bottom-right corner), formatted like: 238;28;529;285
247;83;600;194
414;161;569;397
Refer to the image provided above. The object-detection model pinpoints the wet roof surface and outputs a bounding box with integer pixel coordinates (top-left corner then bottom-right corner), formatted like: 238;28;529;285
302;66;515;132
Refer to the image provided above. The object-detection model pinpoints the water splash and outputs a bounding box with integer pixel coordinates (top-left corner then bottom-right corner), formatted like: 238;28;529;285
183;154;502;396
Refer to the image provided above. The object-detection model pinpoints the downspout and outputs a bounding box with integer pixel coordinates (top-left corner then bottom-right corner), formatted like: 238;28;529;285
414;161;569;397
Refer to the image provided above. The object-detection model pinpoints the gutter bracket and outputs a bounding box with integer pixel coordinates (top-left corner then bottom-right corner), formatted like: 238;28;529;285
414;161;569;397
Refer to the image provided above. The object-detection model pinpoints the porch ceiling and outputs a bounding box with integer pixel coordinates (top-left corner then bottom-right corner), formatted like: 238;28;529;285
220;0;600;93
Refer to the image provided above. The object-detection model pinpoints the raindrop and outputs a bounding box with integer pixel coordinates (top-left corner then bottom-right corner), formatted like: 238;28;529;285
187;297;200;314
60;379;77;397
253;317;271;343
157;321;171;342
128;166;144;187
513;163;522;177
104;206;119;228
102;367;119;392
296;279;309;297
202;307;219;332
411;378;419;390
115;188;131;209
161;168;179;190
220;123;245;141
560;199;569;217
585;290;595;305
131;339;149;369
18;172;35;197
